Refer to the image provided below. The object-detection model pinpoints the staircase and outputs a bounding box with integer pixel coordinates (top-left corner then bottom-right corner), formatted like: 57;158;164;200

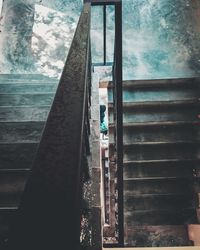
0;74;58;247
108;78;200;247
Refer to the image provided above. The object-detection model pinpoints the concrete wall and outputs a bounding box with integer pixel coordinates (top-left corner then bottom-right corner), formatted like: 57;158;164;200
0;0;82;77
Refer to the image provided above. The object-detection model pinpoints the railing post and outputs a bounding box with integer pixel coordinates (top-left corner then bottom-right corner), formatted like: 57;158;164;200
103;4;107;65
115;1;124;247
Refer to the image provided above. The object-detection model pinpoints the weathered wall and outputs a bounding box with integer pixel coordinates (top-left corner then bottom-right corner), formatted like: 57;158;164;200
0;0;82;77
91;0;200;80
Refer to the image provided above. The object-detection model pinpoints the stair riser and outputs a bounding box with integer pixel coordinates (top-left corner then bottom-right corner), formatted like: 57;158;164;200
0;210;15;235
0;193;23;207
0;94;54;106
124;179;193;195
123;144;198;161
109;108;199;123
0;122;44;143
0;84;57;94
0;107;50;122
108;88;199;103
109;126;198;144
0;172;28;194
124;161;196;178
124;209;197;225
0;143;38;169
124;225;190;247
0;122;45;143
124;195;197;211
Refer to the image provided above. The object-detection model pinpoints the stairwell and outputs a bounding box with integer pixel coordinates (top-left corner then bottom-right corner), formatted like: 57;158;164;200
0;74;58;247
108;77;200;247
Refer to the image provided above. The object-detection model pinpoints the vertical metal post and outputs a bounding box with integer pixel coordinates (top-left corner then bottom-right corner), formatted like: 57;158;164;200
115;1;124;247
103;4;107;65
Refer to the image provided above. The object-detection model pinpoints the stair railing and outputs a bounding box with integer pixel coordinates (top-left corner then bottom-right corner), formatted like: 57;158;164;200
90;0;123;246
8;3;91;250
112;1;123;246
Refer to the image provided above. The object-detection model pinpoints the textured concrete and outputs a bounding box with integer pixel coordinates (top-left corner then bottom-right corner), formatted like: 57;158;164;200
0;0;82;77
0;73;58;249
90;71;103;250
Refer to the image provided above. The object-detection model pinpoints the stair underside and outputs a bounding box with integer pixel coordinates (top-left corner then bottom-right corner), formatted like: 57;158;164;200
0;74;59;248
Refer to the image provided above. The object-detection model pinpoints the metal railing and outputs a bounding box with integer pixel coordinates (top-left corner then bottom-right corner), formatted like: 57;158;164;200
8;3;91;250
90;0;123;246
112;2;123;246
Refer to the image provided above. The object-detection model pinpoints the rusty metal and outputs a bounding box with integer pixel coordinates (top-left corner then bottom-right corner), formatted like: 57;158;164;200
114;2;123;246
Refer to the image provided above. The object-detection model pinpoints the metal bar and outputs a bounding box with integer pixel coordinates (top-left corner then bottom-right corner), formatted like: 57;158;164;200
114;1;124;247
91;0;121;6
92;62;113;66
103;4;107;65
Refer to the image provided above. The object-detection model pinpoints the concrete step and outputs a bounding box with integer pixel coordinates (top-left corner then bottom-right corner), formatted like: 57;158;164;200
0;122;44;143
110;124;198;144
0;208;17;244
108;78;200;89
108;100;200;109
122;225;192;247
0;170;28;199
0;169;30;207
124;178;194;196
109;106;199;124
0;142;38;169
0;93;54;106
123;142;198;161
108;86;200;103
123;159;198;179
122;225;196;247
109;120;200;128
124;209;197;225
0;83;57;94
0;106;50;122
124;194;197;211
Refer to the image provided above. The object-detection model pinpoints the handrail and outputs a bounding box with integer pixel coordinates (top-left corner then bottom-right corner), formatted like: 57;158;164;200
8;3;91;250
112;1;124;247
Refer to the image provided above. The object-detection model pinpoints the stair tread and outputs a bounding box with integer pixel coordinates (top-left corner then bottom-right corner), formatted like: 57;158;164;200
0;93;55;95
0;81;57;84
0;207;18;211
124;158;198;164
125;208;195;212
0;105;51;108
108;78;200;89
0;142;38;145
0;169;30;172
112;141;200;146
0;121;45;124
108;100;200;108
109;121;200;127
124;176;194;181
124;193;196;198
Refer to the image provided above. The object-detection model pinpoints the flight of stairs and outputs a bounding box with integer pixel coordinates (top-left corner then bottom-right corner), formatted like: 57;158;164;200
0;74;58;247
108;78;200;247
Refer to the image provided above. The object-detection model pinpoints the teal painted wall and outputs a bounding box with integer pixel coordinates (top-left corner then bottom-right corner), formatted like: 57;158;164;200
0;0;82;77
91;0;200;80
